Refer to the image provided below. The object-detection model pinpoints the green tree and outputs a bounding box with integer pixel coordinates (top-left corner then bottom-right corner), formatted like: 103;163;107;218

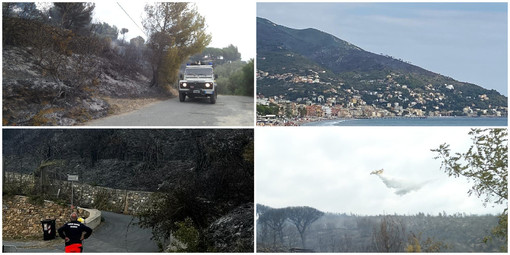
215;59;253;96
213;60;245;94
202;47;223;60
432;128;508;251
236;59;254;96
221;44;241;62
142;2;211;90
257;104;279;116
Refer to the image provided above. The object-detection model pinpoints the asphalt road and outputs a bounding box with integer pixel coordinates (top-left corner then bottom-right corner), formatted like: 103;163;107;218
83;211;158;252
2;211;158;253
85;95;254;126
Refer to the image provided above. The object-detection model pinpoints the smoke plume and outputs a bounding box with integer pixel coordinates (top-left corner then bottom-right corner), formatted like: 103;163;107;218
371;169;430;196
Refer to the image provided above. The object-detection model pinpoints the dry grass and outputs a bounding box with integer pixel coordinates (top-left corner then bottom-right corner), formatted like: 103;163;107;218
30;107;63;126
166;86;179;96
102;97;165;115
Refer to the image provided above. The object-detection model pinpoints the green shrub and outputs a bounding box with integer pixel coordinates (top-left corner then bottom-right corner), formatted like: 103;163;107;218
172;217;200;252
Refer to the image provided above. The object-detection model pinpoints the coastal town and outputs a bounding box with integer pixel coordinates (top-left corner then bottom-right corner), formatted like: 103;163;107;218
256;69;508;126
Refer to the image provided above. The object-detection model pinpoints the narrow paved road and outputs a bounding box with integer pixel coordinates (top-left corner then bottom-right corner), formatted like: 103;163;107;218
83;211;158;252
2;211;158;253
85;95;254;126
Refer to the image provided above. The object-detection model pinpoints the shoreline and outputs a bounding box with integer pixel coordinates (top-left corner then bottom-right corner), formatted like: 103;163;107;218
301;116;508;126
257;116;508;126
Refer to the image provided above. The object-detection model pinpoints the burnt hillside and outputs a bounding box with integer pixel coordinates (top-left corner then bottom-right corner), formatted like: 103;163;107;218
2;15;164;126
3;129;254;194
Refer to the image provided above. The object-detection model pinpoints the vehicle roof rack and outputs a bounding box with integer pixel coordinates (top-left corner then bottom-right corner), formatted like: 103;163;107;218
187;61;213;66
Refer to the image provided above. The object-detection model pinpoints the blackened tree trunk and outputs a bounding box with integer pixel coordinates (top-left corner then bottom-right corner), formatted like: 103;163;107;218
286;206;324;249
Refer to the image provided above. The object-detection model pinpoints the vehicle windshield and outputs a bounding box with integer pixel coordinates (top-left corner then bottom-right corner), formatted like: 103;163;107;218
185;68;213;77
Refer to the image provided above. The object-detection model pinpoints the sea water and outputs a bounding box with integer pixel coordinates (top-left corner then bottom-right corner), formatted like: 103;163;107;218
302;117;508;126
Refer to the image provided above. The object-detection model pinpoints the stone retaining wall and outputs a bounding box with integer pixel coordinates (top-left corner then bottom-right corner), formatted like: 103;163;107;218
3;171;35;194
3;172;153;215
2;195;89;239
71;183;152;215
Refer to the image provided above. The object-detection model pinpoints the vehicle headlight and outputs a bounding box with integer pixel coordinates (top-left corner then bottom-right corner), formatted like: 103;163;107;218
205;83;211;88
181;82;187;88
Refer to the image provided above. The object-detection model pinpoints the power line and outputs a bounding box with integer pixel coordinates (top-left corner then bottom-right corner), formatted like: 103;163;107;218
116;2;147;38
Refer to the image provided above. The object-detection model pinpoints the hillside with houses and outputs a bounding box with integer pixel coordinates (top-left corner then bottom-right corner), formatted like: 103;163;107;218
256;18;507;125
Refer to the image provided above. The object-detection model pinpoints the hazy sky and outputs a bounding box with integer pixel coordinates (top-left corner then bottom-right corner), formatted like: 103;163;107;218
93;1;255;60
256;127;507;216
257;2;508;96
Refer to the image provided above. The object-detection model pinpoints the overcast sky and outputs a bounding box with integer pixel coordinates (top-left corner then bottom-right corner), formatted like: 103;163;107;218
257;2;508;96
93;1;255;61
256;127;507;216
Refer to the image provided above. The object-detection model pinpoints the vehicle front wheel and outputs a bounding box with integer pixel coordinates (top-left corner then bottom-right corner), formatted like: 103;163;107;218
179;93;186;102
209;92;216;104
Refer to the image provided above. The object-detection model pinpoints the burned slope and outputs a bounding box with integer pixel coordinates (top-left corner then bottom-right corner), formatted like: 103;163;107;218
2;17;163;126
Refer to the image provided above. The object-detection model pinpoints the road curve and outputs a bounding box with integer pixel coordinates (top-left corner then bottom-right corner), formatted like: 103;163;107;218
84;95;254;126
2;211;158;253
84;211;158;252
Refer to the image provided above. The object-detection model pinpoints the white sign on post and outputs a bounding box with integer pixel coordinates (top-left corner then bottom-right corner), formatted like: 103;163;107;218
68;175;79;181
68;174;78;208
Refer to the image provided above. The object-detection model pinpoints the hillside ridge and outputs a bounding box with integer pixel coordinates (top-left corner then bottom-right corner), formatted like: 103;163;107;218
256;17;507;124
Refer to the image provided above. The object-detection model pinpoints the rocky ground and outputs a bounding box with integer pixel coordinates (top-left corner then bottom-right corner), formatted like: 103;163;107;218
2;46;166;126
206;203;254;252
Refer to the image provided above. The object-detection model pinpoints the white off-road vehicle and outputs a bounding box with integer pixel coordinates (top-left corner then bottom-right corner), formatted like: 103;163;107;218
178;63;218;104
